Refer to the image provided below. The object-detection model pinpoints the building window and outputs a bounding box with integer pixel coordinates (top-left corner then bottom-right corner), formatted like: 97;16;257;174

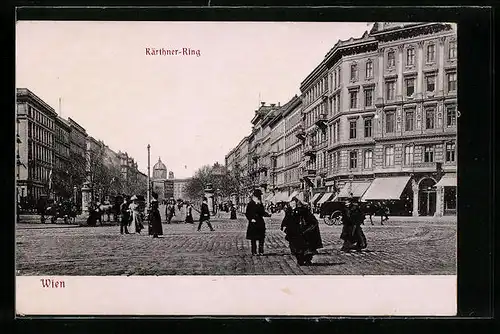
387;50;396;67
405;77;415;97
364;150;373;169
424;145;435;162
447;72;457;92
365;60;373;78
386;81;396;100
364;118;372;138
349;151;358;169
349;119;357;139
426;75;436;92
446;142;456;162
404;145;414;165
426;43;436;63
405;109;415;131
350;63;358;81
448;40;457;59
364;88;373;107
446;105;457;127
425;107;435;129
350;91;358;109
406;47;415;66
384;146;395;166
385;111;395;133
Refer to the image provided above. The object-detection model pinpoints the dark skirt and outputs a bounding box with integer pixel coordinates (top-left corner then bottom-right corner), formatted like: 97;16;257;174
185;214;194;224
230;210;237;219
150;212;162;235
246;220;266;240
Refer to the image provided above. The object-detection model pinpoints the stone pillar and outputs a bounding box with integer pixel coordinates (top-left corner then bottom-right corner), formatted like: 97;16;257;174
435;186;444;217
412;179;419;217
81;182;92;220
416;41;424;99
397;45;404;98
377;48;384;100
438;36;446;96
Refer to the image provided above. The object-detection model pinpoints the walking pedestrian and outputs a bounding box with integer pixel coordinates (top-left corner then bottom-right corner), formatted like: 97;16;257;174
129;195;144;234
281;197;323;266
245;189;271;256
166;200;175;224
120;196;130;234
230;203;237;220
197;197;214;231
149;198;163;238
340;198;367;252
185;201;194;224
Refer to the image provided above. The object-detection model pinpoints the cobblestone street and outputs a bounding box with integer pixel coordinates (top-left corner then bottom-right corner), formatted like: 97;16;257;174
16;211;456;276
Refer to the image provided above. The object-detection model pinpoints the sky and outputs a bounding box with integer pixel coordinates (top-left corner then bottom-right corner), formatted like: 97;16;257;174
16;21;371;178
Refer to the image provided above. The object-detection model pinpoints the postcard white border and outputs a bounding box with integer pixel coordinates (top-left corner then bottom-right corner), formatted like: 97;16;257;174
16;275;456;316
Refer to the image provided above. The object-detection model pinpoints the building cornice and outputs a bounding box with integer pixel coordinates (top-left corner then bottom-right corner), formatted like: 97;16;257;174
16;88;58;118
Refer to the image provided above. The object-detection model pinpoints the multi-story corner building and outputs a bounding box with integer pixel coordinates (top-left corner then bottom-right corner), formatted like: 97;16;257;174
226;22;456;217
304;22;457;216
16;88;57;203
225;136;250;210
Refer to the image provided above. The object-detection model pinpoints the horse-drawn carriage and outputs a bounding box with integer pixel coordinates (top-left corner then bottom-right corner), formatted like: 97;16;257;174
40;200;78;224
319;200;382;226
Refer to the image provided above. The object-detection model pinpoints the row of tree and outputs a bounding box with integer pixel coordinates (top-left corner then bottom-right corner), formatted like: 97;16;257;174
51;144;146;202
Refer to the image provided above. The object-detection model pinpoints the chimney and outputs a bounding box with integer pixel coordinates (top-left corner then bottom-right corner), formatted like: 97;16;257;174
261;102;265;107
270;103;276;107
278;102;280;107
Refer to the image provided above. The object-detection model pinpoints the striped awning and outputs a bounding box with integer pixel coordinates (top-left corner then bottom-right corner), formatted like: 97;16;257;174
338;181;372;198
310;192;324;205
288;191;299;202
435;174;457;187
361;176;411;201
317;192;334;205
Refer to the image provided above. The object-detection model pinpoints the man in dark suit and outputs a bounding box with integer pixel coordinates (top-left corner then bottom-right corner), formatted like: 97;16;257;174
120;196;130;234
245;189;271;255
198;197;215;231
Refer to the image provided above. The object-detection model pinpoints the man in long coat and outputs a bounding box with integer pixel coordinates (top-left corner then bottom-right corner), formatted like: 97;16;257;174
197;197;215;231
245;189;271;255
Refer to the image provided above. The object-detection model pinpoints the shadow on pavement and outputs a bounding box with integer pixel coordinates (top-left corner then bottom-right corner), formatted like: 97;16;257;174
310;262;346;266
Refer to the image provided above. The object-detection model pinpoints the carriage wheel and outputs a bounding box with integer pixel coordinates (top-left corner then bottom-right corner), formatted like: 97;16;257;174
323;216;335;226
331;210;343;225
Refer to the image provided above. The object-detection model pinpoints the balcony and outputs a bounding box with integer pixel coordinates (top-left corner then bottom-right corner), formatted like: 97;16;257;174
304;143;317;157
306;168;317;177
314;113;328;129
295;125;306;141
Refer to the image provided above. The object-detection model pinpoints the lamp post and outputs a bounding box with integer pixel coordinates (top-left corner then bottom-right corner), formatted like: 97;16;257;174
147;144;151;208
349;173;354;199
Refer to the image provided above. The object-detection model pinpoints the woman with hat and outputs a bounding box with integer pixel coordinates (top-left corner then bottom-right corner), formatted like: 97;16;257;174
129;195;144;234
340;197;366;251
149;195;163;238
184;201;194;224
281;196;323;266
245;189;271;255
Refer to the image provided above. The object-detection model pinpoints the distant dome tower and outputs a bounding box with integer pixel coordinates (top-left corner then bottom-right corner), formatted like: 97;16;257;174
153;157;167;180
168;171;175;179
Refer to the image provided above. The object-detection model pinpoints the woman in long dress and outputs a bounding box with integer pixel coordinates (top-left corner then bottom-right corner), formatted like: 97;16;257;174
281;197;323;265
149;199;162;238
129;195;144;234
185;202;194;224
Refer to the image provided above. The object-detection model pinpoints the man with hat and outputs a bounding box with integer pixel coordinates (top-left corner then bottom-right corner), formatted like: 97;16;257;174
119;195;130;234
198;197;215;231
245;188;271;255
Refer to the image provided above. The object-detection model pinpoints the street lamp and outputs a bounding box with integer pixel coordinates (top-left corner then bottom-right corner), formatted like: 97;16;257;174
349;173;354;198
147;144;151;208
